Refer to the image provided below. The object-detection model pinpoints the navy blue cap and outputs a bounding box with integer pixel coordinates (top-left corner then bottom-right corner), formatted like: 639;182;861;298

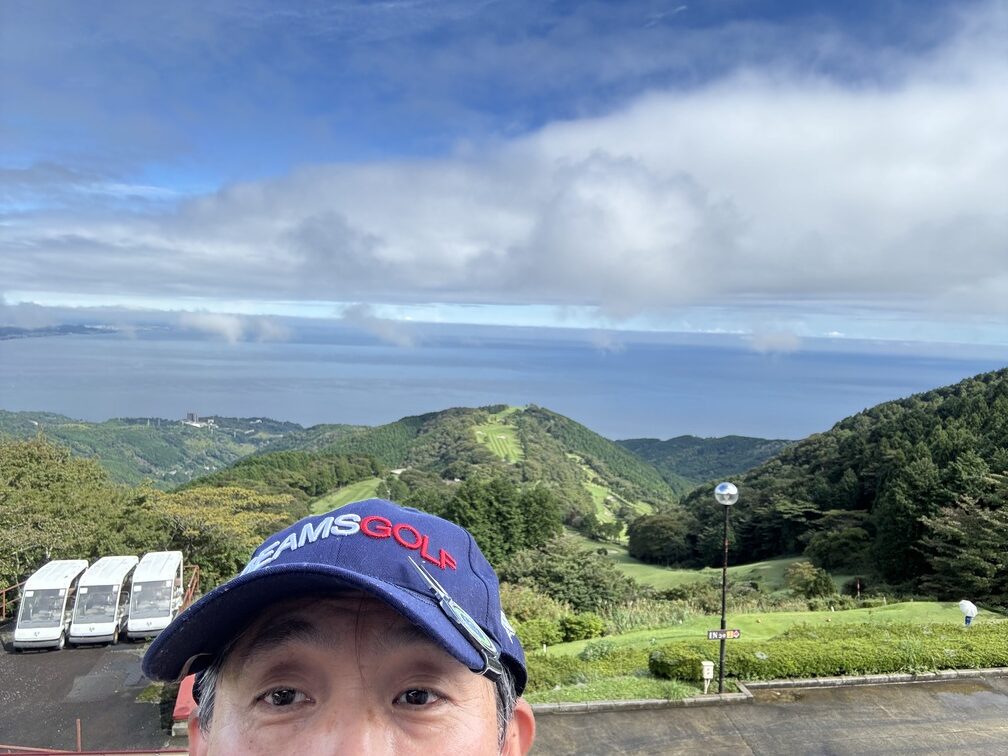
142;499;527;694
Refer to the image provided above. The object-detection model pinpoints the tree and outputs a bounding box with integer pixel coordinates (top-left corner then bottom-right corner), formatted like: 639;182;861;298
0;438;129;586
627;513;694;566
804;527;870;571
785;560;836;598
871;454;940;584
518;485;563;548
501;536;638;612
150;487;295;589
920;475;1008;601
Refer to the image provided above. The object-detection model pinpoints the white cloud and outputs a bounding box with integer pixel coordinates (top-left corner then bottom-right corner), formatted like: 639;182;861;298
174;312;291;344
748;329;802;354
252;317;291;342
3;2;1007;343
589;330;626;354
340;303;418;347
178;312;246;343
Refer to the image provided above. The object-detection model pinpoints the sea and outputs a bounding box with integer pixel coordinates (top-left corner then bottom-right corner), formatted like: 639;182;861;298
1;323;1006;440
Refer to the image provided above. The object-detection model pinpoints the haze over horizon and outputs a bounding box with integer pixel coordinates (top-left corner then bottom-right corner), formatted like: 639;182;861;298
2;1;1006;437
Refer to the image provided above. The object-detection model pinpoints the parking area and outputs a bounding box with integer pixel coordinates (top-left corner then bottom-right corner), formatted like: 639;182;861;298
4;624;1008;755
0;627;178;752
533;676;1008;755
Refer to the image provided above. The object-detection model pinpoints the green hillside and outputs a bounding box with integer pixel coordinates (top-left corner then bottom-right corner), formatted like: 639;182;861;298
674;367;1008;604
181;449;383;501
253;421;374;454
265;404;678;536
0;410;301;487
618;434;792;487
311;477;385;513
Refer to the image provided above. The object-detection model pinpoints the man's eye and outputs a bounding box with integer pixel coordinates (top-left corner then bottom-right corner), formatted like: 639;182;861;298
259;688;309;707
394;688;441;706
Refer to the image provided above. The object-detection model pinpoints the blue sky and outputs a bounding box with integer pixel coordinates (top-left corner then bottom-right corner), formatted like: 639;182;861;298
2;0;1007;350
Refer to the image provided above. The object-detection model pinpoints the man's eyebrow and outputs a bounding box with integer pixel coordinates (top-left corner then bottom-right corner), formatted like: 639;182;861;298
234;617;332;665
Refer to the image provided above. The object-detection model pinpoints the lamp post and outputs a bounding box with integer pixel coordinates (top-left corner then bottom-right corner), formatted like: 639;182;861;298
714;481;738;694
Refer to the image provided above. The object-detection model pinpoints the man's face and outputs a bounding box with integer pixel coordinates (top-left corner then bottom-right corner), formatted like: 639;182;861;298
189;594;533;755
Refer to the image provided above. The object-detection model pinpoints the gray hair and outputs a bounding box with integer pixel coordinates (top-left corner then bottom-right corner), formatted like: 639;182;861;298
196;650;519;750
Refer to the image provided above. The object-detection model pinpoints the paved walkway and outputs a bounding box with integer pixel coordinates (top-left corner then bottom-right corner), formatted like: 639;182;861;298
533;676;1008;755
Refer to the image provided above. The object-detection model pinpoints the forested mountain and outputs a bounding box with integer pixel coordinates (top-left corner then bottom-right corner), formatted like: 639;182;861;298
179;449;383;502
0;411;301;487
656;368;1008;604
248;422;367;454
1;404;796;543
263;405;682;535
618;435;792;487
265;407;494;470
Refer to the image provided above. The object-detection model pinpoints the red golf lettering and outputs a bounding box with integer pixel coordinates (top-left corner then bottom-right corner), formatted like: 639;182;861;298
361;515;392;538
439;550;457;570
393;523;422;549
359;515;457;570
420;535;441;567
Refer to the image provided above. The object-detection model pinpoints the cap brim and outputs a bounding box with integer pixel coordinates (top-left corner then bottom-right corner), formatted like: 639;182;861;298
142;561;486;683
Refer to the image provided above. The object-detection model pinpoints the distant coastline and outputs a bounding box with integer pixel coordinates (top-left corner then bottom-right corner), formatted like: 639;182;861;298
0;324;116;341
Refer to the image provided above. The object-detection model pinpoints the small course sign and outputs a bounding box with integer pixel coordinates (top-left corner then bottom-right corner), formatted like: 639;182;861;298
707;629;741;640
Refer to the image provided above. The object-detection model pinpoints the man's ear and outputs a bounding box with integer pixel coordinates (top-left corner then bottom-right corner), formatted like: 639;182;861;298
188;710;208;756
502;697;536;755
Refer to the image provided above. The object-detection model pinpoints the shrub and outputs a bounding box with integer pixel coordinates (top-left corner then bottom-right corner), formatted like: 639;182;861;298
582;647;650;678
577;639;617;662
499;582;569;624
785;561;837;598
601;598;690;634
516;618;563;650
501;536;639;612
806;595;857;611
857;597;887;608
842;576;870;597
559;612;606;642
649;644;711;682
525;653;586;690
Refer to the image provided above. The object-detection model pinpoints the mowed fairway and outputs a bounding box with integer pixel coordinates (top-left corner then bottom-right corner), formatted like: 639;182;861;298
565;531;807;592
473;422;522;463
311;477;383;513
549;601;994;655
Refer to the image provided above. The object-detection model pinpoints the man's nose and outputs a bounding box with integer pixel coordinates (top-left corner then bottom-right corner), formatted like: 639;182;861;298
312;704;395;755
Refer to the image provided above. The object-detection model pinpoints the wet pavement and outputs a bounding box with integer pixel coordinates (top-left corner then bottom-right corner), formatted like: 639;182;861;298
533;677;1008;755
0;627;178;751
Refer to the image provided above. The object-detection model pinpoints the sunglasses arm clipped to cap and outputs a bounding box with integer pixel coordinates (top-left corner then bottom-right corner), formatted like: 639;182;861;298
407;557;504;682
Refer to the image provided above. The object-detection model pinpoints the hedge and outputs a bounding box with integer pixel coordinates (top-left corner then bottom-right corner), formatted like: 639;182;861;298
649;622;1008;682
525;645;650;692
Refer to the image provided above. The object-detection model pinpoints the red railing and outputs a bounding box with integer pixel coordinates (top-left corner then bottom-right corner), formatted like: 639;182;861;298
180;565;200;610
0;580;27;622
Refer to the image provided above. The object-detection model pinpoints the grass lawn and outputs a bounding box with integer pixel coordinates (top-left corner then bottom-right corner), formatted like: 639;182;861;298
565;530;808;592
473;420;523;463
548;601;993;656
525;676;700;704
582;477;617;522
311;477;383;514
